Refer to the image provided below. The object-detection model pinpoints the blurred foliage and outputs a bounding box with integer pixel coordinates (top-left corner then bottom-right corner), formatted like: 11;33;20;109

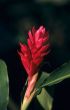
0;60;9;110
35;0;70;5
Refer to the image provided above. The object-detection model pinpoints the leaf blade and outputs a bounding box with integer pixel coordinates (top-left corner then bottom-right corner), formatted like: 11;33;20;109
0;59;9;110
41;61;70;87
37;88;53;110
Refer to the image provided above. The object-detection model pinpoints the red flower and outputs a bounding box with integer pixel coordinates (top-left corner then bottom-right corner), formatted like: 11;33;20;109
18;26;50;78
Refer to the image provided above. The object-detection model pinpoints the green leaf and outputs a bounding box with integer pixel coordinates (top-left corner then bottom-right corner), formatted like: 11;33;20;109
35;72;50;95
37;88;53;110
0;59;9;110
41;61;70;87
36;72;50;88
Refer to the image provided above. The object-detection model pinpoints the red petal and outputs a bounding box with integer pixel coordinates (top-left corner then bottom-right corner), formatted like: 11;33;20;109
35;26;45;43
18;51;23;57
29;61;37;76
35;30;40;42
40;44;50;52
33;44;49;59
20;53;30;75
33;57;43;65
31;47;37;54
38;26;44;31
32;26;36;36
36;38;43;48
41;50;50;57
27;38;33;50
43;36;49;43
28;31;34;43
19;42;28;52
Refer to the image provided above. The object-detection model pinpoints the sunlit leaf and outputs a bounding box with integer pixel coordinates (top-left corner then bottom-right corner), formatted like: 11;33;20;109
37;88;53;110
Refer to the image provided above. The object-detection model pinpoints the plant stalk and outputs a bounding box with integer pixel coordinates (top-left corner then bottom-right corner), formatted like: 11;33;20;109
21;89;36;110
21;73;38;110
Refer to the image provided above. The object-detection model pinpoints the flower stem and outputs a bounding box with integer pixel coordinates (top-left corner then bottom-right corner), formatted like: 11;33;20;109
21;89;36;110
21;73;38;110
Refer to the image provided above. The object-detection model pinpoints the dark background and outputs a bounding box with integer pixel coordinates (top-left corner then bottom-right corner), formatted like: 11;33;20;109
0;0;70;110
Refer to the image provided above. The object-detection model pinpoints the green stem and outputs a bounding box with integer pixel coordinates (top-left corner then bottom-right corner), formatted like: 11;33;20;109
21;73;38;110
21;89;36;110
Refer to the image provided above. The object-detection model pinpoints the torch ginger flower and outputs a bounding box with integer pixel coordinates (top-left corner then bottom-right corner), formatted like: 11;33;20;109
18;26;50;77
18;26;50;100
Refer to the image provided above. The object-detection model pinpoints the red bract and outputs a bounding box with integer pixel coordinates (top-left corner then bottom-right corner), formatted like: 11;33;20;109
18;26;50;78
